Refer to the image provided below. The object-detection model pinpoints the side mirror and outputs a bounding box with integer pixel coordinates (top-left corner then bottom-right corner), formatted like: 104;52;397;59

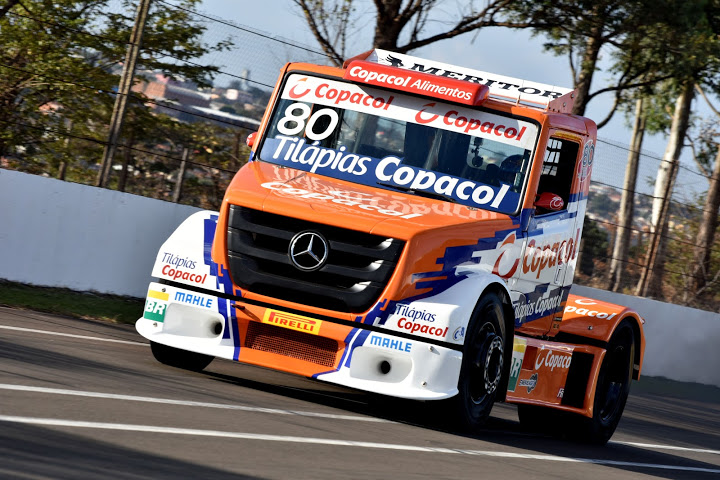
246;132;258;147
535;192;564;211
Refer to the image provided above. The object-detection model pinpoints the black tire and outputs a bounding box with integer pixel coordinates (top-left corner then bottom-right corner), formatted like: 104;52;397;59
445;292;508;431
564;320;635;444
150;341;214;372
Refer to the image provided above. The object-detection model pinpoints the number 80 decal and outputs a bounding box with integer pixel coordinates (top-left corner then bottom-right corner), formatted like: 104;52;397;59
276;103;339;141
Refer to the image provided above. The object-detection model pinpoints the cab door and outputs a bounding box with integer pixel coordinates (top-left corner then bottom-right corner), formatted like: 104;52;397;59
513;133;585;337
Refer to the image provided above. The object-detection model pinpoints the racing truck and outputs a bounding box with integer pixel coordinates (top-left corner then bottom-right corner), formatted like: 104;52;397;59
136;49;645;444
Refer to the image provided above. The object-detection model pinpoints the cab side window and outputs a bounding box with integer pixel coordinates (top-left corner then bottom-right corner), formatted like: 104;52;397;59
536;137;579;214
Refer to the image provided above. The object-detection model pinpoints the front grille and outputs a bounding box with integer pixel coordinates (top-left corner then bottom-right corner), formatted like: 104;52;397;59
226;205;405;312
245;321;338;367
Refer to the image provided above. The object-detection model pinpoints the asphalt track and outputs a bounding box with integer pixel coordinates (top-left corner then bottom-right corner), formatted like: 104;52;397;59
1;305;719;479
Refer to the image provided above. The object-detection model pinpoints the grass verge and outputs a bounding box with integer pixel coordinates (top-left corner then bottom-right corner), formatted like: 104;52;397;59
0;280;144;325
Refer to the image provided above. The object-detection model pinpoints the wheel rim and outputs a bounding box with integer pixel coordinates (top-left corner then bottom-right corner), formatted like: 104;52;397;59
468;323;504;405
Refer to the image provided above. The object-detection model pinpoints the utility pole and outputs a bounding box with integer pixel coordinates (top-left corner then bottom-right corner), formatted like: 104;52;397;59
172;147;190;203
96;0;151;188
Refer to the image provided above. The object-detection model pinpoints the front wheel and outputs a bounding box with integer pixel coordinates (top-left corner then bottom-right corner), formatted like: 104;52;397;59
150;341;214;372
445;292;507;431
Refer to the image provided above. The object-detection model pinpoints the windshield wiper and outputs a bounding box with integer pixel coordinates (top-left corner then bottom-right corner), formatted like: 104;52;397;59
377;181;457;203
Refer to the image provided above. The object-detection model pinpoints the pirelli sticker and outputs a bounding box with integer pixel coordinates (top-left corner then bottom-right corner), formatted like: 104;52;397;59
262;309;322;335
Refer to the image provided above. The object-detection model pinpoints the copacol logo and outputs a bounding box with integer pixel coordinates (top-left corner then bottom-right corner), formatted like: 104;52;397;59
288;231;329;271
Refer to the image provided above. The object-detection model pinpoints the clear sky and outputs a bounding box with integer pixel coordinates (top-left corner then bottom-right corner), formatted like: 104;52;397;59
198;0;709;196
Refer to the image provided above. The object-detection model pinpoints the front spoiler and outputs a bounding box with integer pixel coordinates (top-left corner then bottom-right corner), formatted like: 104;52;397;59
136;282;463;400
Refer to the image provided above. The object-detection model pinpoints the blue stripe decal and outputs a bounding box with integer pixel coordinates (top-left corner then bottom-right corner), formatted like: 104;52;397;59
218;297;231;341
513;283;571;327
337;329;360;368
311;328;360;379
203;214;219;280
203;213;240;357
344;329;371;368
230;300;241;361
203;214;236;295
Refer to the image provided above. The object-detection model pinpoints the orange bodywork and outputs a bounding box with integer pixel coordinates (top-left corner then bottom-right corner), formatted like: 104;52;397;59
230;300;356;377
174;55;645;417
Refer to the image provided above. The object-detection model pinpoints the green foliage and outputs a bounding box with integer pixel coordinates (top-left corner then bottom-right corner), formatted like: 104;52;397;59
663;198;720;309
580;217;610;277
0;280;144;324
0;0;238;209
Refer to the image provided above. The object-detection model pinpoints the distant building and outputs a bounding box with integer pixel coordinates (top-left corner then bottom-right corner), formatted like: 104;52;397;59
132;72;260;130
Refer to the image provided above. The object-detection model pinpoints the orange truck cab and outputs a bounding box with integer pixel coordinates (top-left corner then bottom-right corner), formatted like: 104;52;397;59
136;49;645;444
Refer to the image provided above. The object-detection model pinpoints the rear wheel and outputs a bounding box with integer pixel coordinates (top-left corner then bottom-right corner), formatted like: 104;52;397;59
445;292;507;431
564;320;635;444
150;341;214;372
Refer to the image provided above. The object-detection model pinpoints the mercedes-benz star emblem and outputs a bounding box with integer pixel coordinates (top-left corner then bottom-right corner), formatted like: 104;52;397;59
288;231;329;271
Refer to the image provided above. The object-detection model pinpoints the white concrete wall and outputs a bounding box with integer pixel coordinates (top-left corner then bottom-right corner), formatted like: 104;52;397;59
2;168;719;386
571;285;720;387
0;169;201;298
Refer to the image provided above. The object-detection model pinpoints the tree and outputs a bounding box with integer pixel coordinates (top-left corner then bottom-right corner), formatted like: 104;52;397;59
686;98;720;299
608;97;646;292
578;217;610;279
633;1;720;298
507;0;670;116
0;0;229;179
292;0;540;67
635;80;695;297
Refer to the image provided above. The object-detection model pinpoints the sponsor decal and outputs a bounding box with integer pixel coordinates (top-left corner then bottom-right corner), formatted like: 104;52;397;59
264;136;513;210
269;166;495;220
574;298;597;305
394;303;436;322
396;317;448;338
260;74;538;214
494;229;581;280
534;348;572;372
344;61;488;105
414;102;527;140
557;387;565;399
507;337;527;393
288;79;394;110
369;335;412;352
143;290;169;322
261;181;423;219
279;75;537;149
452;326;466;342
519;372;538;393
161;252;197;270
513;293;564;322
173;291;213;309
262;309;322;335
368;49;569;102
564;305;617;320
161;264;208;284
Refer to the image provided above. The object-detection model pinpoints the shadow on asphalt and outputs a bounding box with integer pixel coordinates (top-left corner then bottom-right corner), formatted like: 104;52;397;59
0;422;265;480
201;362;720;480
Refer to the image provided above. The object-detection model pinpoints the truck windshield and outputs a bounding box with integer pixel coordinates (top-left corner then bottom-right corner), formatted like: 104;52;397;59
257;74;539;214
